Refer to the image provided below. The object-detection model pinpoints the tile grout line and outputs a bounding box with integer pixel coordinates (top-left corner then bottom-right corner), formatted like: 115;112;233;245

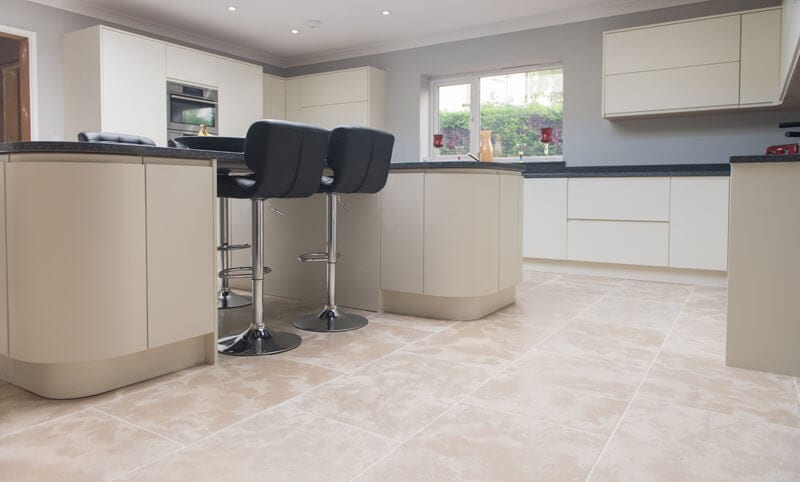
348;278;617;481
0;406;95;441
583;285;694;482
92;406;186;447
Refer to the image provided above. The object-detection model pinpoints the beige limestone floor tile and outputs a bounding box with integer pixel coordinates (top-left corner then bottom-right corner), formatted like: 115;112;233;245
638;350;800;428
371;312;457;333
403;317;556;367
520;270;561;285
580;295;684;330
537;317;666;365
98;358;340;444
282;322;429;372
121;406;397;482
291;352;495;440
589;398;800;482
609;279;693;304
492;294;589;326
0;382;93;438
661;309;727;359
0;408;181;482
468;349;646;435
357;403;606;482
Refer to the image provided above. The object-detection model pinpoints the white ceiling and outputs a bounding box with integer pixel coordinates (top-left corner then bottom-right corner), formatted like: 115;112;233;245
30;0;708;67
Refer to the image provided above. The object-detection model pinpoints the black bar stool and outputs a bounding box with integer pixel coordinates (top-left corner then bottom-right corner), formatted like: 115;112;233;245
293;126;395;333
171;136;253;310
217;120;329;356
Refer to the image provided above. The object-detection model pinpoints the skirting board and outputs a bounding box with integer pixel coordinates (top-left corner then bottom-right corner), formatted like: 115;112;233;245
382;287;516;321
525;259;727;287
1;334;214;399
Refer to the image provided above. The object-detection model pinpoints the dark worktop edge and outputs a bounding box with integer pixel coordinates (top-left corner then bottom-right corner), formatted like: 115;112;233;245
730;155;800;163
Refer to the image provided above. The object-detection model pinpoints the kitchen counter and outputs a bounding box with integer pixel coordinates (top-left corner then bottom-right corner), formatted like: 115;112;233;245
730;154;800;163
521;161;730;178
0;141;243;162
391;161;525;172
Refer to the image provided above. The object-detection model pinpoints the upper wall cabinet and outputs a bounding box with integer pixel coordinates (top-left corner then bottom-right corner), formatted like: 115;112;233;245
782;0;800;96
218;59;264;137
603;8;781;118
285;67;387;129
263;74;287;120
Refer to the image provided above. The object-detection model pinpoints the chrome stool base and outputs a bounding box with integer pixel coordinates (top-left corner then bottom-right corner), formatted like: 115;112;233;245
217;328;301;356
217;290;252;310
293;308;368;333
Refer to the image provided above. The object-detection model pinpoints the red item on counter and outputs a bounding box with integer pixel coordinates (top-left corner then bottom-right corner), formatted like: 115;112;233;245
766;144;799;155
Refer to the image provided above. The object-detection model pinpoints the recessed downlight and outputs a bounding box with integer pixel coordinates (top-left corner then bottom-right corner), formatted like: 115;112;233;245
290;28;300;34
226;5;237;11
381;10;391;15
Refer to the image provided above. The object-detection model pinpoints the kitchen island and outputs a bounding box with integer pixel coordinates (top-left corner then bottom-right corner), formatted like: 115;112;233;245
0;142;224;398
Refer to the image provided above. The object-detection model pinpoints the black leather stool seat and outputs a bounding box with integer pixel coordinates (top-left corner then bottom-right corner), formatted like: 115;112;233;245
320;126;395;194
78;131;156;146
217;176;257;199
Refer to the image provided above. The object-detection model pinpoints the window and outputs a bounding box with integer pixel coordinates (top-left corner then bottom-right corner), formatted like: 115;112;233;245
432;66;563;161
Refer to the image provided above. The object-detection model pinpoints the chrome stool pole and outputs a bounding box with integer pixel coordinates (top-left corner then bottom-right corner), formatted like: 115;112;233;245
293;193;368;333
217;197;252;309
218;199;302;356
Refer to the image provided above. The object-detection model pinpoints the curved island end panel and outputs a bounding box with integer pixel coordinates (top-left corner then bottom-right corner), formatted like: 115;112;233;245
0;144;220;399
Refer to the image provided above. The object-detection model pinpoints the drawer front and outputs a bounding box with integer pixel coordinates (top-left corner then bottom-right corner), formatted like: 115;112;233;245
605;62;740;116
567;220;669;267
604;15;740;75
568;177;670;221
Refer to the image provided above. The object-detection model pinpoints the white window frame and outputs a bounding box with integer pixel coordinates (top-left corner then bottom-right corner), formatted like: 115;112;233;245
429;63;563;162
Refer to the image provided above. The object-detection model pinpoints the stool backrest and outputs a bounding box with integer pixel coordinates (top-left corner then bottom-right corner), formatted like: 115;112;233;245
244;120;330;199
326;126;395;194
78;132;156;146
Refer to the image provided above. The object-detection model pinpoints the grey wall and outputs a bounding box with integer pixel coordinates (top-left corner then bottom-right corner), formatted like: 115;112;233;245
2;0;283;141
286;0;797;166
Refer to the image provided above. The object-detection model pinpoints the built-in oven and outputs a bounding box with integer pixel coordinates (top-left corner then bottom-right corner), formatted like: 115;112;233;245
166;81;218;140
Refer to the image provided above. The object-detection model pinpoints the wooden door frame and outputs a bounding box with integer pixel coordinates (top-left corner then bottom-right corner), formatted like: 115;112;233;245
0;25;38;140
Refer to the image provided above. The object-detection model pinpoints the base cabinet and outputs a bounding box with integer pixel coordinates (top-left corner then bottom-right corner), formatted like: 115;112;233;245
523;179;567;260
669;177;730;271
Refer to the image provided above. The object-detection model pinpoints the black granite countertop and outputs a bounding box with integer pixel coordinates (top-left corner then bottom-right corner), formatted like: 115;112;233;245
730;155;800;163
0;141;246;162
390;161;524;172
522;161;730;178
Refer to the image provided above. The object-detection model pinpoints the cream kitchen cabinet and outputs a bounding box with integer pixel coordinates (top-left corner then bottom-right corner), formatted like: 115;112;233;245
603;7;781;117
263;74;287;119
567;220;670;267
669;177;730;271
567;177;670;222
523;178;567;260
166;45;218;87
64;26;167;145
285;67;386;129
218;59;264;137
0;158;7;358
782;0;800;97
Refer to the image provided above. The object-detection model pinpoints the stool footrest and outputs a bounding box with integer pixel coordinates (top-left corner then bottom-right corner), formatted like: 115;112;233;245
218;243;251;252
298;252;329;263
219;266;272;279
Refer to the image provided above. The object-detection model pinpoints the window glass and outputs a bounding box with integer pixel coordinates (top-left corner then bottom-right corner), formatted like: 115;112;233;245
479;68;563;158
437;83;471;156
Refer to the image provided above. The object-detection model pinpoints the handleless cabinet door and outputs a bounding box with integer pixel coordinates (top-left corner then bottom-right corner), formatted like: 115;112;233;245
741;9;781;105
499;174;523;289
263;74;286;120
6;159;148;364
166;45;218;87
0;159;7;357
523;178;567;260
218;59;264;137
381;173;425;294
145;162;216;348
424;172;499;297
669;177;730;271
568;177;670;221
101;29;166;146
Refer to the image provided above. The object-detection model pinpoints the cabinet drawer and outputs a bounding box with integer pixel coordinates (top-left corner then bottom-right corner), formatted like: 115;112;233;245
568;177;669;221
298;69;369;106
604;15;740;75
567;220;669;267
605;62;740;116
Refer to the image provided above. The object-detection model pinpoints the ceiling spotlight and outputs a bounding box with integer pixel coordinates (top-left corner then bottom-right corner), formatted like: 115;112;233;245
226;5;237;11
381;10;391;15
290;28;300;34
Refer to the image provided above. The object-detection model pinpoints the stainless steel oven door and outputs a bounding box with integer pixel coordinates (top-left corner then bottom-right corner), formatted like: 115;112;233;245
167;93;219;135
